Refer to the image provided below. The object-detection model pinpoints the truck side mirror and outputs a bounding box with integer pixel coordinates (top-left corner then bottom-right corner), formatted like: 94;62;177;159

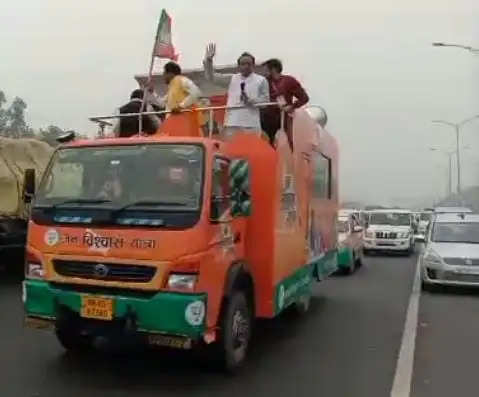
23;168;36;203
229;159;251;217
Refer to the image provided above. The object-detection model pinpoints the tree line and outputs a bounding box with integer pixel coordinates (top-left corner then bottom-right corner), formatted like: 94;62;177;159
0;89;80;146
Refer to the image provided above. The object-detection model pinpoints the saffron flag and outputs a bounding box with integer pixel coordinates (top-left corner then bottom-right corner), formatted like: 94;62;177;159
154;10;178;61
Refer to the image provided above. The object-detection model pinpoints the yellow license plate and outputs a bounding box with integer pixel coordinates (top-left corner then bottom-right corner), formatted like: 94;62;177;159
80;296;114;321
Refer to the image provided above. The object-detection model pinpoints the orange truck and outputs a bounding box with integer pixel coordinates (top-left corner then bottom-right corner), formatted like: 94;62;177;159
22;101;339;370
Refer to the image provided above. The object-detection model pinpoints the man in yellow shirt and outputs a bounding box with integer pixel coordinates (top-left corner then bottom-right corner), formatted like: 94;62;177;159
148;62;205;136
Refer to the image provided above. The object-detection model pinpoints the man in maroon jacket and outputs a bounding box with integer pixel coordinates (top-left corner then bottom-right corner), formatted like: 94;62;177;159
260;58;309;146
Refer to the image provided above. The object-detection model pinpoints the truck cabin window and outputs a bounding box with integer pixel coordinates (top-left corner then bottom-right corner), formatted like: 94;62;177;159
337;220;349;233
313;152;331;199
35;144;204;211
210;157;231;221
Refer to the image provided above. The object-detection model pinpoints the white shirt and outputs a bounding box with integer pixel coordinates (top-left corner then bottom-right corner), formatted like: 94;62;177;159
204;59;269;129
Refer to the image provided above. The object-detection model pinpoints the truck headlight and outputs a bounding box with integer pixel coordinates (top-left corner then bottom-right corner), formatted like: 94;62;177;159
398;232;410;239
26;263;44;280
167;274;198;291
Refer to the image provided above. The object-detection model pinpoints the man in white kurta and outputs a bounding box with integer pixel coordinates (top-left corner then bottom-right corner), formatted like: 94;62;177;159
203;43;270;138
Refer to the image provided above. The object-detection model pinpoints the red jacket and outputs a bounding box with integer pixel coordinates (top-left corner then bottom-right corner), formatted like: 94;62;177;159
268;75;309;109
261;75;309;139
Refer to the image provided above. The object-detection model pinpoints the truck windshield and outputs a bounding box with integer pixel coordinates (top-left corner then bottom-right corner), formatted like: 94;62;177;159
433;222;479;244
369;213;411;226
337;220;349;233
35;144;204;212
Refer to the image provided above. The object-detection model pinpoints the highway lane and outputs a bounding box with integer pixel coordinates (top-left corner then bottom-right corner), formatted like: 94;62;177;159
412;284;479;397
0;253;417;397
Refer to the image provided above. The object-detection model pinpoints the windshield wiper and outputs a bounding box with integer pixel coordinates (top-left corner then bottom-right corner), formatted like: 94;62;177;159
46;199;113;209
113;200;189;214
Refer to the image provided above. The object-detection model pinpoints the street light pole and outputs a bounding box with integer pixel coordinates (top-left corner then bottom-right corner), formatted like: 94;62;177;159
455;124;460;195
432;116;479;195
447;151;453;196
429;148;455;196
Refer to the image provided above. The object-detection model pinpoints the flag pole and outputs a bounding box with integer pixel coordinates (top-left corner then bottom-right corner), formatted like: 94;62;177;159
138;51;156;135
139;11;163;135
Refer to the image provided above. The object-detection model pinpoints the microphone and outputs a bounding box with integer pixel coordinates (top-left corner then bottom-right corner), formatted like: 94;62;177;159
240;82;246;103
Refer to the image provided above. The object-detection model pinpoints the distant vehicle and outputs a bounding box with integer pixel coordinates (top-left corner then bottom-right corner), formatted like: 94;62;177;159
434;207;473;214
415;211;433;242
0;138;52;264
359;210;369;227
337;214;363;274
339;208;361;226
421;213;479;291
363;209;415;256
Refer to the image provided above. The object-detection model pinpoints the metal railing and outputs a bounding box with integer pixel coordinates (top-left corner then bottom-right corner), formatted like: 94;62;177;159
89;102;283;138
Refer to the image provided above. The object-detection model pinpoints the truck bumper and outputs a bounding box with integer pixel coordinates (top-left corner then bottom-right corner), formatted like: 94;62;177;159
23;280;207;340
363;239;411;252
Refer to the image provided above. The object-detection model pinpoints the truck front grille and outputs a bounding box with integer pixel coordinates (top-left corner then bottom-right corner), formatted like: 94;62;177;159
375;232;397;239
53;260;157;283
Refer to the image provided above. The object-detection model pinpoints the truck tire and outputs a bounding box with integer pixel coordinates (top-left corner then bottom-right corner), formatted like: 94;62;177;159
55;327;88;352
355;250;363;267
217;291;252;373
294;293;311;314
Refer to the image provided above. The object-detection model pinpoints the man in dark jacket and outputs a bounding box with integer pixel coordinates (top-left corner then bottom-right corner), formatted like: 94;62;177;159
260;59;309;146
113;89;161;137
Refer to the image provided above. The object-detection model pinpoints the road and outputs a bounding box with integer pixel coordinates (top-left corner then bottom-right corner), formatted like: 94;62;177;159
0;251;477;397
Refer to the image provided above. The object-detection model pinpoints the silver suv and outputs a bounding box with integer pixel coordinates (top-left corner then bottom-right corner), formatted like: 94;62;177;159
421;213;479;290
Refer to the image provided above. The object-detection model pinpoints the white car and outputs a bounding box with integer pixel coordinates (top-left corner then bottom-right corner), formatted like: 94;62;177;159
363;209;415;255
421;213;479;290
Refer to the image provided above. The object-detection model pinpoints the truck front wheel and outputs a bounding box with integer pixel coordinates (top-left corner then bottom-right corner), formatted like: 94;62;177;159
218;291;252;372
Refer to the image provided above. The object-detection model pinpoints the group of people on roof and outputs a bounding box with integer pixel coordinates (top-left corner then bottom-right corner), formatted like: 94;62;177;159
114;43;309;145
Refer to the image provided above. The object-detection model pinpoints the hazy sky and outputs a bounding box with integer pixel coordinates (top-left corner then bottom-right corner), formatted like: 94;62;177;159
1;0;478;205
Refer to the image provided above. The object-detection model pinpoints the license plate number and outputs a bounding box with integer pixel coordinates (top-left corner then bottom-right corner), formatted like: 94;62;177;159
148;334;191;349
81;296;114;321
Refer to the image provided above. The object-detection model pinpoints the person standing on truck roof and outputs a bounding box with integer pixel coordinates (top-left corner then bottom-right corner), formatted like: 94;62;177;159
261;58;309;145
113;89;161;137
203;43;270;139
147;62;205;135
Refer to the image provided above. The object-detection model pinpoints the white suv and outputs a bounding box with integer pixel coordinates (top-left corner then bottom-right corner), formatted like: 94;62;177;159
363;210;415;256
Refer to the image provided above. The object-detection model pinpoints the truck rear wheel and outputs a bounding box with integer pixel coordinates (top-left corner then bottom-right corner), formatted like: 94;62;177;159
55;327;88;352
217;291;252;373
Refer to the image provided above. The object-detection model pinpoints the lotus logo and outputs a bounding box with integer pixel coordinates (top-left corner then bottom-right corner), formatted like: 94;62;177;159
465;258;473;266
93;263;109;278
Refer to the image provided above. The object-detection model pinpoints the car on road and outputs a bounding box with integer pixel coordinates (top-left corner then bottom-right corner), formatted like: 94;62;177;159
363;209;415;256
337;213;363;274
421;213;479;290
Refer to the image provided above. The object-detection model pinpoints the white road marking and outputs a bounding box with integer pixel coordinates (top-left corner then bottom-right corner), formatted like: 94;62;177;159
390;255;421;397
